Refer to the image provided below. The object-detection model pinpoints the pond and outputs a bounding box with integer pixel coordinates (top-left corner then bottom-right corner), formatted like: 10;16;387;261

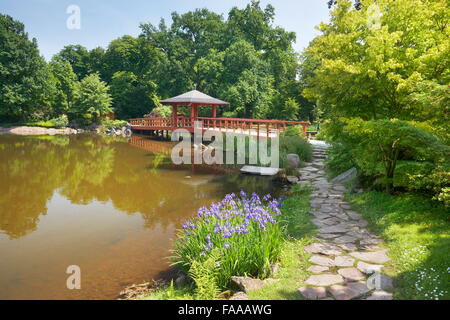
0;134;279;299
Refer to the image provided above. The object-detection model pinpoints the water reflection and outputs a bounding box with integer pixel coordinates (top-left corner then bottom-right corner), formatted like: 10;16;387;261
0;134;278;299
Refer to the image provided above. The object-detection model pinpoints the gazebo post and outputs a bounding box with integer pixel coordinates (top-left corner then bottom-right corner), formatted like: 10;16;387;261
172;105;177;129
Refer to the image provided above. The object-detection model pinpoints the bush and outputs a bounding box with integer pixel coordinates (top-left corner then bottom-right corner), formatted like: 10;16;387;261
101;119;128;130
324;118;450;200
279;135;313;167
145;105;172;118
281;125;306;138
48;115;69;128
173;191;283;289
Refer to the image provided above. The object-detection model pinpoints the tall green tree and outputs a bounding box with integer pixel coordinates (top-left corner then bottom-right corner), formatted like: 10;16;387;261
72;73;112;124
49;57;78;116
0;14;55;121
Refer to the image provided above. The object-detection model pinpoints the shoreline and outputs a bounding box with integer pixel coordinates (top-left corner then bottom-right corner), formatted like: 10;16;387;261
0;126;80;135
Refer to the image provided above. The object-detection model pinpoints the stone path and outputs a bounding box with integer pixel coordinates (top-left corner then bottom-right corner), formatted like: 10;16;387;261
297;140;394;300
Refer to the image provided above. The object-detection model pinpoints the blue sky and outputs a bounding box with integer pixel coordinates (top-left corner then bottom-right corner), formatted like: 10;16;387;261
0;0;331;60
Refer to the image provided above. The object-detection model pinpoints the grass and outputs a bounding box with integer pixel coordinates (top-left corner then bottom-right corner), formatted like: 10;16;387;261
346;191;450;300
141;185;317;300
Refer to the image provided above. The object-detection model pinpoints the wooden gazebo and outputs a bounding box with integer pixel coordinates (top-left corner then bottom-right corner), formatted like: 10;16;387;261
129;89;310;138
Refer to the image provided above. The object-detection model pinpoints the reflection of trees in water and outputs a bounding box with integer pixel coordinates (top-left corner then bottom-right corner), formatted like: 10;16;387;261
0;134;279;239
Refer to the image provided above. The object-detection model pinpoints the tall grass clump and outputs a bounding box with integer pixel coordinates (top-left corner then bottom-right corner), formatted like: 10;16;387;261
173;191;283;289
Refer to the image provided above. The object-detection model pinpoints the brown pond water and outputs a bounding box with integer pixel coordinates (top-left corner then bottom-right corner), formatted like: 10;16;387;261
0;134;279;300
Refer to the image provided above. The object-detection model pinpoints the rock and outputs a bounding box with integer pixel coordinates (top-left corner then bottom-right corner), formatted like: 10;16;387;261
333;235;358;244
286;154;300;169
307;265;329;273
356;261;383;274
337;268;365;281
318;225;349;234
367;273;394;291
230;276;266;292
349;250;390;264
304;243;343;256
309;255;335;267
229;292;248;300
318;233;340;239
175;274;189;287
298;286;327;300
305;274;344;286
270;263;280;275
337;243;358;251
287;176;299;184
328;281;370;300
331;167;357;184
334;256;355;267
366;291;393;300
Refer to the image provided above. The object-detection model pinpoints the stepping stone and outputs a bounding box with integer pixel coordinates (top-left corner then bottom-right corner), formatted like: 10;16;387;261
318;233;340;239
328;281;370;300
305;274;344;286
309;255;335;267
355;220;369;227
341;204;352;210
305;243;343;256
307;265;330;273
367;274;394;291
333;235;358;244
345;211;362;220
321;218;340;225
360;238;383;245
346;230;370;239
338;243;358;251
298;286;327;300
357;261;383;274
318;225;349;234
360;243;380;251
349;250;390;264
337;268;365;281
366;290;393;300
334;256;355;267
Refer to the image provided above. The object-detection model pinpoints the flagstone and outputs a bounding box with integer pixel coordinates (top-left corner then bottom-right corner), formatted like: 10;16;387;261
305;274;344;286
337;268;365;281
333;235;358;244
328;281;370;300
309;255;335;266
334;255;355;267
304;243;343;256
349;250;390;264
307;265;330;273
356;261;383;274
298;286;327;300
366;291;393;300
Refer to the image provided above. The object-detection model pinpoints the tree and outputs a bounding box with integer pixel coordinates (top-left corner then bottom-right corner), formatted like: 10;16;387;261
110;71;158;119
304;0;449;130
54;45;91;80
0;14;56;121
49;57;78;116
72;73;112;124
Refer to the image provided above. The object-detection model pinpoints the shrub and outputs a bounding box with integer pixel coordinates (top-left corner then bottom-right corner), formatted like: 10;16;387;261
325;118;450;199
101;119;128;130
173;191;283;288
282;125;306;138
145;105;172;118
279;135;313;167
48;115;69;128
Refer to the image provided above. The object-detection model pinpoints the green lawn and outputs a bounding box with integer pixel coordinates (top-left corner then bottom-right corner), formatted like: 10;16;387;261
346;191;450;300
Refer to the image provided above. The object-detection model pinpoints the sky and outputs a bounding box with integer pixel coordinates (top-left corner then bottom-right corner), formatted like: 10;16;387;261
0;0;331;60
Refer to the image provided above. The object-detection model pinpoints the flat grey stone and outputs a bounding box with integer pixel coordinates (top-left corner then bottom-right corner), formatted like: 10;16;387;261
229;291;249;300
305;243;343;256
305;274;344;286
366;290;393;300
338;243;358;251
357;261;383;274
309;255;335;266
298;286;327;300
333;235;358;244
337;268;365;281
307;265;330;273
334;256;355;267
318;233;340;239
349;250;390;264
359;238;383;245
328;281;370;300
318;225;349;234
230;276;266;292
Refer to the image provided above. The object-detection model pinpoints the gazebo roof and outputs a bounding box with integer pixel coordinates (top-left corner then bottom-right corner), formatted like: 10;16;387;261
159;90;229;106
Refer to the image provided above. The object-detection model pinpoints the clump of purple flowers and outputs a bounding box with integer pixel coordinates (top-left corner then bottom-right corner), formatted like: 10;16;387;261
175;191;284;288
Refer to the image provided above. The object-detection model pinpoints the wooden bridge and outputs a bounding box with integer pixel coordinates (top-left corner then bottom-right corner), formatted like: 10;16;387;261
129;90;310;139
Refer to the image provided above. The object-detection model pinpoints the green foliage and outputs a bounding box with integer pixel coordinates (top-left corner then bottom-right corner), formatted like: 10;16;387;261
49;57;78;116
72;74;112;124
279;136;313;168
146;105;172;118
303;0;449;138
325;118;450;201
100;119;128;130
188;249;221;300
173;192;283;289
0;14;56;122
281;125;305;138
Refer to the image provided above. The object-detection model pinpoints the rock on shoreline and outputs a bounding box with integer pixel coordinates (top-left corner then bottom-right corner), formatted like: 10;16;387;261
0;125;132;137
